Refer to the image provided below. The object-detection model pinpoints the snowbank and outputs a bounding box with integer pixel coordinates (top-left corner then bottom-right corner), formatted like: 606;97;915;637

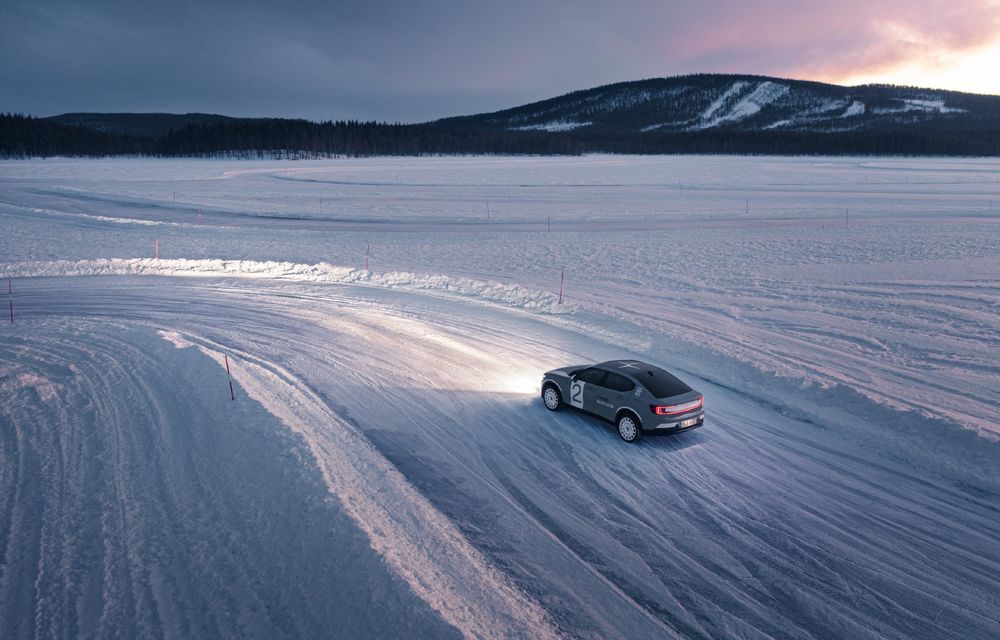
3;258;573;314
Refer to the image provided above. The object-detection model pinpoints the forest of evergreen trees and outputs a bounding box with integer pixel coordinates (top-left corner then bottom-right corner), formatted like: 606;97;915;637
0;114;580;158
2;112;998;158
572;128;1000;156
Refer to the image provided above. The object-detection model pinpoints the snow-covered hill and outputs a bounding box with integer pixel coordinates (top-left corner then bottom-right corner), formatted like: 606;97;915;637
440;73;1000;134
25;74;1000;157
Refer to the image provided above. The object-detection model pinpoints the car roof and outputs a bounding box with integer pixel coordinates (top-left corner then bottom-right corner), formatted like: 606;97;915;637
594;360;656;376
594;360;694;398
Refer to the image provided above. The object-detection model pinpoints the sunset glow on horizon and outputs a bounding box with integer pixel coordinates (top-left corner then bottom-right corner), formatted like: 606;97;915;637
833;42;1000;96
709;0;1000;98
829;29;1000;95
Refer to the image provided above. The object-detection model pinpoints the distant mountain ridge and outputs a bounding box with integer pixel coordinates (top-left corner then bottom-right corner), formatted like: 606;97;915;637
5;74;1000;157
437;74;1000;135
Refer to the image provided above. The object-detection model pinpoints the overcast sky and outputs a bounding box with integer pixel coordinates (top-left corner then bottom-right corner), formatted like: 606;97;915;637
3;0;999;122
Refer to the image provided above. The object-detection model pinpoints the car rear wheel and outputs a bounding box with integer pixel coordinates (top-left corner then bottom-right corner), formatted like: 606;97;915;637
542;385;562;411
617;414;641;443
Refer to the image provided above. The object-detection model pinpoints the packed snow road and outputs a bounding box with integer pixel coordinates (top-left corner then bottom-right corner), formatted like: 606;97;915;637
3;156;999;439
3;275;998;639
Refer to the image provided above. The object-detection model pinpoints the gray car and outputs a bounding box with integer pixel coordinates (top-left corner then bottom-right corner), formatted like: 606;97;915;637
541;360;704;442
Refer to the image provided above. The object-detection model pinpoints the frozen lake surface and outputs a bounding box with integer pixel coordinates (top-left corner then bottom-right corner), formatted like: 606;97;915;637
2;156;999;639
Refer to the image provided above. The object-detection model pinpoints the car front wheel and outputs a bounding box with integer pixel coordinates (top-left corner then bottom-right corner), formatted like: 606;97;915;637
542;385;562;411
617;414;641;442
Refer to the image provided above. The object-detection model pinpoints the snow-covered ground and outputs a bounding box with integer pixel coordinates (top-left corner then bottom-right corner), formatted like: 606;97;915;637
513;121;593;132
1;155;999;639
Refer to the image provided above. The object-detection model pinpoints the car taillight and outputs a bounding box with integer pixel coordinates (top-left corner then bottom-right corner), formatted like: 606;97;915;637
651;397;703;415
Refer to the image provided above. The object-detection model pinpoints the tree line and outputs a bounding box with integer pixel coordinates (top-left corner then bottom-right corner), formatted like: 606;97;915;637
2;112;998;158
571;128;1000;156
0;114;581;158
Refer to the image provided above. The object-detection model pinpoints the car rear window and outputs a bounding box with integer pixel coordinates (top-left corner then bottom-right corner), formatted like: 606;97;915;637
638;366;692;398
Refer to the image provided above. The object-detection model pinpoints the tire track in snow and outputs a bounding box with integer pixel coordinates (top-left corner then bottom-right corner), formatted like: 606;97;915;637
6;275;1000;639
1;318;471;639
165;331;562;640
2;279;560;639
3;277;685;638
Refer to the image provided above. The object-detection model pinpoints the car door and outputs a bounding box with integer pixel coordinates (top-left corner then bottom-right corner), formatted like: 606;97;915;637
568;368;607;415
594;371;635;421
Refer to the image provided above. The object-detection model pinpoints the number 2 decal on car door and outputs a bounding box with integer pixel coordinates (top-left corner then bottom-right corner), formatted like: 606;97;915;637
570;380;585;409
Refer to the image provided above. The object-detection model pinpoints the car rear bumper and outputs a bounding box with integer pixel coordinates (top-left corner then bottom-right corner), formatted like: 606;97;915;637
648;409;705;433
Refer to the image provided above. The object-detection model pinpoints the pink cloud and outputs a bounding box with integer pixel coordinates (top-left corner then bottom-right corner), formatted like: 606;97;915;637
651;0;1000;85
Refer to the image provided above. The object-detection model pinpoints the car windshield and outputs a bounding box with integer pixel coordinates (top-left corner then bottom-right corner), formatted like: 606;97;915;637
637;366;692;398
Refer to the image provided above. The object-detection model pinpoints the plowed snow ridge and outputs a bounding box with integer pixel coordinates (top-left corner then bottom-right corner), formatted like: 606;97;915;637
159;331;559;640
3;258;568;313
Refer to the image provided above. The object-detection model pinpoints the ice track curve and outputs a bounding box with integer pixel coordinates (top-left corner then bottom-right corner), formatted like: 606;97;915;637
2;274;999;640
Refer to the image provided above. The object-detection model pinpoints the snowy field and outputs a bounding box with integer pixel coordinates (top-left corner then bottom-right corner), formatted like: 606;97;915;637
1;155;999;639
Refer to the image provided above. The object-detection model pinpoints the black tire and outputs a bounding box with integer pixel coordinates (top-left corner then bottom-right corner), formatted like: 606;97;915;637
542;384;562;411
616;412;642;443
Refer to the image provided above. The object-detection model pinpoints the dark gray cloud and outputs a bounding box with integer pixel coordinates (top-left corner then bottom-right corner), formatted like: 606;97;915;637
2;0;998;121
